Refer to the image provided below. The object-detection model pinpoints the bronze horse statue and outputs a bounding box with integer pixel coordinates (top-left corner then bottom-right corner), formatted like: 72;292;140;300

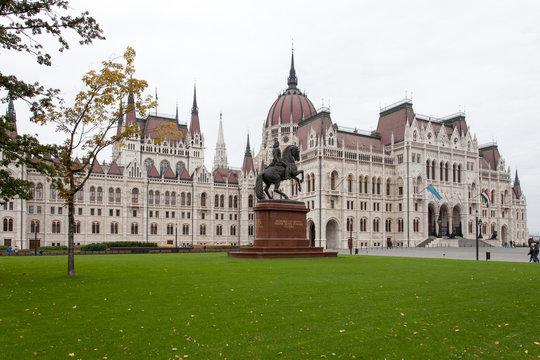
255;145;304;200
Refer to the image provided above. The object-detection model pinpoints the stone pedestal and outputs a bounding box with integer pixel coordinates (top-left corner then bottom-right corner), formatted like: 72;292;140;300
228;200;337;259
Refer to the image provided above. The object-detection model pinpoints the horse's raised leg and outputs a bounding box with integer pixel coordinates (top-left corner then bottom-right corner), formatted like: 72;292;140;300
295;177;302;193
264;181;273;199
273;180;289;199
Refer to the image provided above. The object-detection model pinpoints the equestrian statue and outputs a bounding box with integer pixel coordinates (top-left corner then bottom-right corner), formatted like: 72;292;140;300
255;139;304;200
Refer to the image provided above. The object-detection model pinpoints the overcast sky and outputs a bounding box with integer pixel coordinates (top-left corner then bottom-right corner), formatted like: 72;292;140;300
4;0;540;232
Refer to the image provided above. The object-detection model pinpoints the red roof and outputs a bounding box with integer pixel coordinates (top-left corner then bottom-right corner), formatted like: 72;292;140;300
147;164;160;178
242;155;254;175
178;167;192;180
266;88;316;128
91;160;104;174
376;101;415;145
142;116;185;142
108;161;123;175
163;165;176;179
479;145;500;170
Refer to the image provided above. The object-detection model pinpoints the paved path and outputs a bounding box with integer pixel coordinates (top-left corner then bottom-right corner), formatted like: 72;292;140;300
333;246;533;263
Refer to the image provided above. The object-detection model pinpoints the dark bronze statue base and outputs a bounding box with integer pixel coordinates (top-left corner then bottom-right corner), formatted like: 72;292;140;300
228;200;337;259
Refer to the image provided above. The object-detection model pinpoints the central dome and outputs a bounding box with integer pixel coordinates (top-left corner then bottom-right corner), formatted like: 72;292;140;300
265;51;316;128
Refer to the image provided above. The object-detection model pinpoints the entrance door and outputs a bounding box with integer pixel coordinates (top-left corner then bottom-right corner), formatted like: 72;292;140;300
29;239;41;250
308;221;316;247
325;220;339;249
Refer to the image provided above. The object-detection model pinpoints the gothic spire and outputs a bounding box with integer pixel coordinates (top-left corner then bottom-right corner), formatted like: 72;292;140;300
514;170;520;185
244;133;252;157
191;83;198;115
213;113;228;171
287;48;298;88
125;92;136;126
7;98;15;120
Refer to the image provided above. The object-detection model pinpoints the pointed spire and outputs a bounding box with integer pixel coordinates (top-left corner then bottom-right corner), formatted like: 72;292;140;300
189;84;201;137
213;112;228;171
287;47;298;88
175;101;179;121
191;83;198;115
514;170;520;185
7;98;15;120
126;92;136;126
245;133;252;157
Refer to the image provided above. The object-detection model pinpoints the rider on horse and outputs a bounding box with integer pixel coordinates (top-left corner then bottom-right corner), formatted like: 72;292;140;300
268;139;291;179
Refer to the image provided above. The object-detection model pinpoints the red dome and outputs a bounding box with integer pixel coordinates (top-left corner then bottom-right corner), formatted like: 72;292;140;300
265;88;316;128
265;50;316;128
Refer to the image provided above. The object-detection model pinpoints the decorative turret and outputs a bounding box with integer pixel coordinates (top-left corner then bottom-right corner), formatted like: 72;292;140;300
189;84;201;137
125;92;136;126
5;98;17;139
242;133;255;176
513;170;522;199
287;49;298;88
213;113;228;171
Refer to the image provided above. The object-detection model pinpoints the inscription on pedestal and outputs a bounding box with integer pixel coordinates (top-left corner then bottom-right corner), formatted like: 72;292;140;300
274;219;303;229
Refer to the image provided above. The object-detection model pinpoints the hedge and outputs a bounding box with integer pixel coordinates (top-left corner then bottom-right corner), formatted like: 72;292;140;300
80;243;107;251
104;241;158;248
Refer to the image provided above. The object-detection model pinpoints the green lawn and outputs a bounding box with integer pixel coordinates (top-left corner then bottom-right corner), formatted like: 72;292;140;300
0;253;538;359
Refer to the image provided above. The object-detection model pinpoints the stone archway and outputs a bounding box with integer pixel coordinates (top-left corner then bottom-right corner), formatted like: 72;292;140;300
452;205;462;236
325;219;339;249
501;225;508;245
428;203;436;236
439;204;449;237
307;220;316;247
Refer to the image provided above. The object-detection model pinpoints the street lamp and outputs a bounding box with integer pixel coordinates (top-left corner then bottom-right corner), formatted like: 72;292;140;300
348;221;353;255
175;224;178;250
34;222;38;256
475;210;483;261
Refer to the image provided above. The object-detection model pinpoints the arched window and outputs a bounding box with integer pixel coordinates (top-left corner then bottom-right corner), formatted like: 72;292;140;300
50;186;56;200
248;195;254;207
453;164;456;183
110;222;118;234
167;224;174;235
144;158;154;172
91;221;100;234
219;194;224;208
230;225;236;236
385;218;392;232
234;196;238;208
426;160;430;180
216;224;223;236
201;193;207;207
458;164;462;183
115;188;121;203
346;217;354;232
228;195;232;208
377;178;381;195
215;194;219;207
445;163;449;182
148;190;154;205
330;171;337;190
386;179;391;196
36;183;43;200
154;191;160;205
311;173;315;192
75;221;81;234
200;224;206;235
182;224;189;235
77;188;84;201
364;176;369;193
97;187;103;202
440;161;444;181
3;218;13;232
108;187;114;202
131;188;139;204
52;220;61;233
181;192;186;206
30;183;36;199
373;218;380;232
171;192;176;206
413;218;420;232
360;218;367;232
187;192;191;206
358;176;363;193
372;177;376;194
149;223;157;235
347;175;353;193
165;191;170;205
89;186;96;201
398;218;404;232
30;220;40;233
307;174;311;192
131;223;139;234
431;160;435;180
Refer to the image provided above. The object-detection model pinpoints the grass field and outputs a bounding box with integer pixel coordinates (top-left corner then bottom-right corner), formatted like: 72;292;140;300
0;253;538;359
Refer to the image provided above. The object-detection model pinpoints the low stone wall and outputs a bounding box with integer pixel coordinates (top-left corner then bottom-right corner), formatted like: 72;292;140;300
0;248;236;256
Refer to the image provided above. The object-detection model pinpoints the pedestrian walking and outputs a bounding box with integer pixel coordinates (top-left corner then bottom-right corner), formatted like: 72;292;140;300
534;244;539;263
528;244;535;262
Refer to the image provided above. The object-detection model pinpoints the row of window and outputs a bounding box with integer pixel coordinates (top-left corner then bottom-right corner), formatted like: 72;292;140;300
426;161;462;183
344;217;420;233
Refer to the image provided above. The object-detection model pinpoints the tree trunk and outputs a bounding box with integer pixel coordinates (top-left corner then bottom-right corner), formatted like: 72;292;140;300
67;193;76;277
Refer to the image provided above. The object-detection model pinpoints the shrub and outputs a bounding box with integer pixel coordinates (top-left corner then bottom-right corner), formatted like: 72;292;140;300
38;246;68;251
80;243;107;251
104;241;158;248
0;246;7;251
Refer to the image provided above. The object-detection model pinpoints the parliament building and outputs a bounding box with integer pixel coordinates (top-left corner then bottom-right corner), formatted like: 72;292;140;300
1;51;528;249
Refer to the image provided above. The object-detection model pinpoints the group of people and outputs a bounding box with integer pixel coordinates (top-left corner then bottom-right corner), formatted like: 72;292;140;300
528;243;539;263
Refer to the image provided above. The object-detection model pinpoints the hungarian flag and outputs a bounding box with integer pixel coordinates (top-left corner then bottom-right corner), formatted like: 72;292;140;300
481;190;490;208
